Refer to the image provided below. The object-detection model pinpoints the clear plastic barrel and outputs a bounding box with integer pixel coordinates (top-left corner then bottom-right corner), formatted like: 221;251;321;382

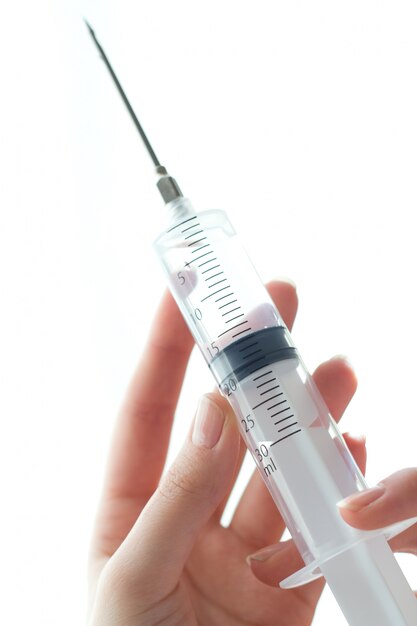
153;199;415;590
155;200;285;357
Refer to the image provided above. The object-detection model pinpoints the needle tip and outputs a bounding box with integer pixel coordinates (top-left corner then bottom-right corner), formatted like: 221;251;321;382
83;18;95;37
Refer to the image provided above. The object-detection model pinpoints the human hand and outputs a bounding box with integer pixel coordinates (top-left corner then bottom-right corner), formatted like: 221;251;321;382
338;468;417;594
87;280;363;626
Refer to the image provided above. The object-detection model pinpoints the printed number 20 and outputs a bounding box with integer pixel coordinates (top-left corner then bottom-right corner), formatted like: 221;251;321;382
222;378;237;396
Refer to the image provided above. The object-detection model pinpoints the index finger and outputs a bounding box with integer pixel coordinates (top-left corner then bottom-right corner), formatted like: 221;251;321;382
91;289;194;561
104;288;194;501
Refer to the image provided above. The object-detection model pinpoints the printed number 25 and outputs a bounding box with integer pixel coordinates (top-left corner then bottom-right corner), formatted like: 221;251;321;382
241;415;255;433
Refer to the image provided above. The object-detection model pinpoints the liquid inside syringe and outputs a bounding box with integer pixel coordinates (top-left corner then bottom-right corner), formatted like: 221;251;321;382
155;204;382;588
86;22;417;625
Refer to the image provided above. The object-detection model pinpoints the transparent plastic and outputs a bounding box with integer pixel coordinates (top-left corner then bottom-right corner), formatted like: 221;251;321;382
154;199;417;625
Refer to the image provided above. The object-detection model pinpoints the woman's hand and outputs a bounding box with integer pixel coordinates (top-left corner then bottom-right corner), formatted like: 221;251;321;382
87;280;362;626
338;469;417;566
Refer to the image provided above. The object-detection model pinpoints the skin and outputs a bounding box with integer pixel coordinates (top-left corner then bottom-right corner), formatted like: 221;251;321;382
87;281;416;625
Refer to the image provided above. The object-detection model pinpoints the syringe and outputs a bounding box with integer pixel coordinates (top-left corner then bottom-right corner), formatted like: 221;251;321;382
85;22;417;625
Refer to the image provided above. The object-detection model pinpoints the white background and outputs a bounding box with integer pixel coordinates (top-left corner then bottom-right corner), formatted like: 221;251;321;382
0;1;416;624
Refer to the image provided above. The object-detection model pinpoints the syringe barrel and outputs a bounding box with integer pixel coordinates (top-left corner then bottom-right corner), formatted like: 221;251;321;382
153;202;417;622
155;203;285;355
154;203;366;563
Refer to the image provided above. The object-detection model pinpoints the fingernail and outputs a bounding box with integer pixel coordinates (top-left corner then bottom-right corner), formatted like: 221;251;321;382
337;484;385;512
344;432;367;445
192;395;225;449
274;276;297;290
331;354;354;369
246;542;289;565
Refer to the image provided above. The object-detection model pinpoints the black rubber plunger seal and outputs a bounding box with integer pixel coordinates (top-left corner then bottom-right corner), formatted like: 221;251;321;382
209;326;298;385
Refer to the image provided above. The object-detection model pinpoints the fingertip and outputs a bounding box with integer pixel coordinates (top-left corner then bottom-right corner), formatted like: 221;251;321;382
149;288;194;353
343;432;366;445
265;279;299;331
330;354;354;370
313;357;358;422
267;278;298;307
337;484;387;530
268;277;297;292
343;432;367;475
246;541;301;587
204;392;238;425
194;393;241;458
329;355;358;388
340;468;417;531
192;395;226;449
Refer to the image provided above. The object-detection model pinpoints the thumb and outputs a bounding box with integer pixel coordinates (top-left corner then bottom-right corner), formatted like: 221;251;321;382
108;393;241;600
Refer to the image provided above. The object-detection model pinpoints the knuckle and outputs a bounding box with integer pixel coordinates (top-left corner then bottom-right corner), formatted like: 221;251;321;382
400;468;417;511
158;456;213;504
406;467;417;491
388;467;417;494
99;556;149;610
101;556;134;596
125;401;174;428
